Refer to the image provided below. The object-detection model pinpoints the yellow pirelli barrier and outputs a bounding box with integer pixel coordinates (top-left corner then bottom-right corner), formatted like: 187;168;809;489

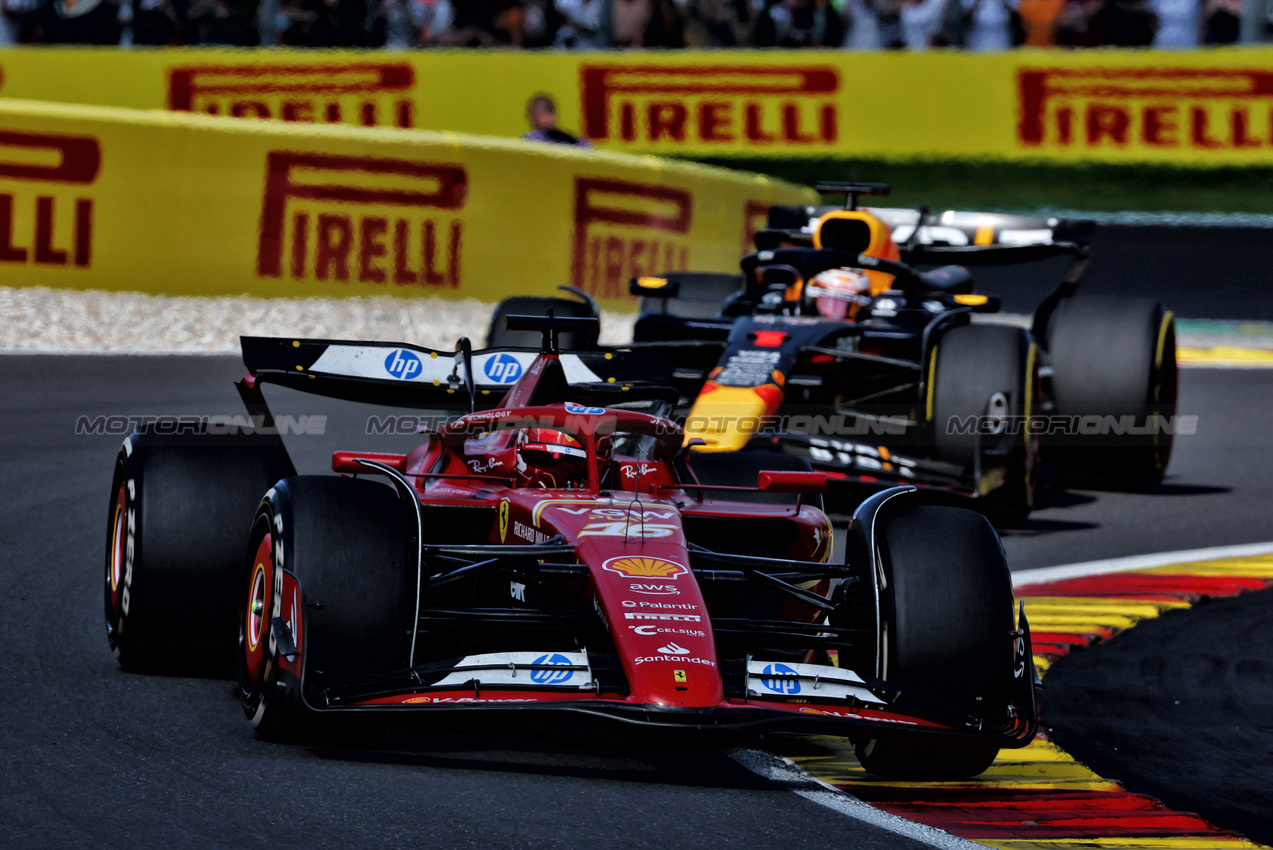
0;98;812;302
3;47;1273;165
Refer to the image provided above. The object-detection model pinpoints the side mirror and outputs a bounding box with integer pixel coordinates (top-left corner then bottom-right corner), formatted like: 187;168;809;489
953;294;1002;313
332;451;407;474
757;470;828;494
629;276;681;299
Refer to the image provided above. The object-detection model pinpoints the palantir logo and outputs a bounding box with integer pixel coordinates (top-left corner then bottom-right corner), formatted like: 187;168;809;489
530;653;574;684
483;353;524;384
760;663;801;695
383;349;422;380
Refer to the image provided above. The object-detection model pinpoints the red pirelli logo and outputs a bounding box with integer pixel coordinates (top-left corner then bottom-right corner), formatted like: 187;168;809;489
571;178;691;299
581;65;839;147
1019;68;1273;150
257;152;467;287
169;63;416;128
0;130;99;268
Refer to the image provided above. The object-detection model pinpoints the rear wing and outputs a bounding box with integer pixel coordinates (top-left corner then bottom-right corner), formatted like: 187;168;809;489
239;336;674;412
764;204;1094;265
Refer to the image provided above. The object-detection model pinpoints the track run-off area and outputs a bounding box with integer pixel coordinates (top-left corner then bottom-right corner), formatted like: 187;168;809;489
1;343;1271;848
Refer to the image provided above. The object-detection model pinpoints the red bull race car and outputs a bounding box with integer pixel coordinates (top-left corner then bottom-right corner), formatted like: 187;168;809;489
105;315;1037;779
491;184;1179;524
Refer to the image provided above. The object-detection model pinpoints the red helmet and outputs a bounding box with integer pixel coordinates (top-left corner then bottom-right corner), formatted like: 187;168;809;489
515;428;587;489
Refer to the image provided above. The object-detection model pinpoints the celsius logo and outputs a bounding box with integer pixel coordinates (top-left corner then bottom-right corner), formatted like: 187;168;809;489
384;349;422;380
760;663;801;694
483;353;524;384
530;653;574;684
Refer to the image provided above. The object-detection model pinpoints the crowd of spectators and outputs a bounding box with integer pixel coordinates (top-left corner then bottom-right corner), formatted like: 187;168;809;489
0;0;1257;49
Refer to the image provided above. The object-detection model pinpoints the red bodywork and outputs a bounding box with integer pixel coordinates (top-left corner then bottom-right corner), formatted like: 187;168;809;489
287;346;1035;747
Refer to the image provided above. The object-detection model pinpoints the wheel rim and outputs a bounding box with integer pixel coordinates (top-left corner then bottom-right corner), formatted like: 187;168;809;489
107;480;127;617
1150;317;1178;474
243;533;273;683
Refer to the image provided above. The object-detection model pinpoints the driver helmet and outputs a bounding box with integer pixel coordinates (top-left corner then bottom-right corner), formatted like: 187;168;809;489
807;267;872;321
515;428;587;489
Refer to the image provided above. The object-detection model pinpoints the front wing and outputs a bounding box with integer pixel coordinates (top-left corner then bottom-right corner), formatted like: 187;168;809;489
278;649;1038;747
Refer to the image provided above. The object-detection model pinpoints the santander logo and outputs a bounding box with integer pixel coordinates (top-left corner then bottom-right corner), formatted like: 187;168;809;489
657;642;691;655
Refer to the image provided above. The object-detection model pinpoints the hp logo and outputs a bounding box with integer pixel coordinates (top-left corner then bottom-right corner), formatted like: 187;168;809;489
383;349;422;380
530;653;574;685
760;663;801;695
484;353;524;384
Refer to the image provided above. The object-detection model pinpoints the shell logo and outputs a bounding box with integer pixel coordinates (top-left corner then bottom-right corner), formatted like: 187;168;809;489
602;556;688;579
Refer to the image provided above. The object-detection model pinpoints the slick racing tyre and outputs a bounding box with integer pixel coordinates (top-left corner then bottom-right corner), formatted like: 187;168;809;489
239;476;412;743
855;504;1014;780
929;323;1039;526
487;295;599;350
1043;296;1177;488
105;429;294;676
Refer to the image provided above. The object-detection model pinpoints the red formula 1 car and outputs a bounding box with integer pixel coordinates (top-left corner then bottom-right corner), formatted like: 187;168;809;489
105;315;1037;779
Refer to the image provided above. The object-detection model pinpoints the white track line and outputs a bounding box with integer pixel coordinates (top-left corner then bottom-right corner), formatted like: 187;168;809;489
1012;541;1273;587
728;748;985;850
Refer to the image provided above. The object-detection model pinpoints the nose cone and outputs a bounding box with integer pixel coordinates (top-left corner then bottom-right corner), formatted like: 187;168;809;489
595;550;723;708
536;499;724;708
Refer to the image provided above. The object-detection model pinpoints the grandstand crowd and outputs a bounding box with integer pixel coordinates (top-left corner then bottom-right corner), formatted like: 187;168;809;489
0;0;1250;51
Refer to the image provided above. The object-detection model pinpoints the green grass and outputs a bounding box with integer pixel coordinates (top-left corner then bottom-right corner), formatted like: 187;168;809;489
683;156;1273;216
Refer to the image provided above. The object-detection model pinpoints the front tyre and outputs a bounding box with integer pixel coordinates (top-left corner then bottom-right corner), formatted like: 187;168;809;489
238;476;413;742
929;324;1040;526
855;504;1014;780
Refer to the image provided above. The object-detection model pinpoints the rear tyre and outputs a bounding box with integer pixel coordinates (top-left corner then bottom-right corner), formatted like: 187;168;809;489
239;476;412;743
104;429;294;676
487;295;599;349
930;323;1039;526
855;504;1013;780
1044;297;1177;488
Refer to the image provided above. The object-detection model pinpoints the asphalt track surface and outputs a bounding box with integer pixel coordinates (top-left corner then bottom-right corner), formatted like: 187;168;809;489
1044;586;1273;846
1;353;1269;847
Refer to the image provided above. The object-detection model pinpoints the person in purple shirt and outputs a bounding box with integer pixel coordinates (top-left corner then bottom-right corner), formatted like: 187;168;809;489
522;95;592;147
